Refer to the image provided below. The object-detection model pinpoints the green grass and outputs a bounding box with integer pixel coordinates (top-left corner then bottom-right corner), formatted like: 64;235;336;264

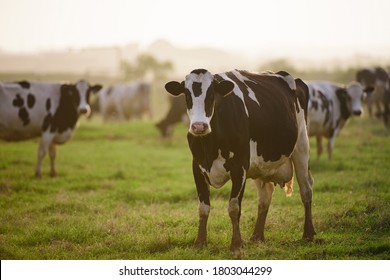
1;116;390;260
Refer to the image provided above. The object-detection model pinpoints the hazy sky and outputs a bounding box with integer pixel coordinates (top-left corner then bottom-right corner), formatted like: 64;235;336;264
0;0;389;59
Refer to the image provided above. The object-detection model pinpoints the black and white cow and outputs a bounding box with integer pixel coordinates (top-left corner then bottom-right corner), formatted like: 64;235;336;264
97;82;152;121
0;80;102;177
155;94;187;137
165;69;315;251
356;67;389;118
307;81;369;160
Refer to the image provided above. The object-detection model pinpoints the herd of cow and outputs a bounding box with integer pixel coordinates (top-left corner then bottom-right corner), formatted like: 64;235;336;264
0;66;389;251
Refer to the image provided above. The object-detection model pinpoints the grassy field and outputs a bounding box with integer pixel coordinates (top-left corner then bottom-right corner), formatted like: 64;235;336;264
1;114;390;260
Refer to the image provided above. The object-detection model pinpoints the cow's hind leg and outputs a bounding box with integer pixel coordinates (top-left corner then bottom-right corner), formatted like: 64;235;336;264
250;180;274;242
292;130;316;240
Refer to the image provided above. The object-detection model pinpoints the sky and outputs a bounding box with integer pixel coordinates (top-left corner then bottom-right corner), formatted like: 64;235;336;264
0;0;389;60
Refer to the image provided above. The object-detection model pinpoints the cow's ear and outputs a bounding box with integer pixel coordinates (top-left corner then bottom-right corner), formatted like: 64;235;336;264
165;81;184;96
215;80;234;96
91;84;103;94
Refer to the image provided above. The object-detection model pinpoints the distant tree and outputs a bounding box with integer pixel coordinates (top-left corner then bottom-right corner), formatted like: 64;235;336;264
120;54;174;81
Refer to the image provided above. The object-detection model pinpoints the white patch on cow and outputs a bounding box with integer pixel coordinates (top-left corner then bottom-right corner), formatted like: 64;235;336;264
199;149;230;189
346;82;364;114
185;71;214;133
276;73;296;91
75;80;91;116
247;140;292;184
231;70;260;107
53;128;74;144
217;72;249;117
198;201;210;217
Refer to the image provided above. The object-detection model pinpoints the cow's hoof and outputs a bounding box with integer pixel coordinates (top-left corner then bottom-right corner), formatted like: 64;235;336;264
250;234;265;242
229;240;243;252
194;239;207;249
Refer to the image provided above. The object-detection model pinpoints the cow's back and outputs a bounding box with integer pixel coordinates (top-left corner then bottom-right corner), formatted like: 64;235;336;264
215;70;299;162
0;82;61;141
307;82;337;137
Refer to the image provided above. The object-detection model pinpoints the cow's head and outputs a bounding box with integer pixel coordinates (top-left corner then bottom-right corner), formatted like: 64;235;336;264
338;82;368;117
165;69;234;136
356;69;376;98
64;80;102;116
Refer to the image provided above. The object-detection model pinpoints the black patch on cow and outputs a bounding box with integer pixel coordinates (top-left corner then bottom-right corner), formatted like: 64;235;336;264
192;82;202;97
49;84;80;133
184;88;193;109
225;72;249;95
295;78;309;120
42;113;52;131
311;101;318;110
356;69;376;87
18;107;30;126
238;70;298;161
336;88;351;120
276;70;290;77
191;69;208;75
17;81;30;89
375;67;389;82
204;85;214;117
12;94;24;107
27;94;35;108
316;90;331;125
46;98;51;111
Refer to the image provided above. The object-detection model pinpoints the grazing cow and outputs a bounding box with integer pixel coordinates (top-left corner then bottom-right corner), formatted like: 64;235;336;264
155;94;187;137
98;82;152;121
307;81;368;160
0;80;102;177
165;69;314;251
356;67;389;118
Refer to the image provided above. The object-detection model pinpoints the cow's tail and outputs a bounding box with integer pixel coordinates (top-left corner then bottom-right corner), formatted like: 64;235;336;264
284;178;293;197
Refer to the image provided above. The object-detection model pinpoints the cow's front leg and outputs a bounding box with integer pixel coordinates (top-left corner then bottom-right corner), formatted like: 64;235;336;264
35;134;52;178
193;161;210;248
228;166;246;251
35;133;55;178
49;144;57;177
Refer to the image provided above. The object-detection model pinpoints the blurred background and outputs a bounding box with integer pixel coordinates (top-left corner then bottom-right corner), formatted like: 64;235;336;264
0;0;389;119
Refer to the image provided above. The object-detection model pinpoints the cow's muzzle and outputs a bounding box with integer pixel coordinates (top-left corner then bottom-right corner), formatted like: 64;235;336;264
78;106;91;116
190;122;210;136
353;110;362;116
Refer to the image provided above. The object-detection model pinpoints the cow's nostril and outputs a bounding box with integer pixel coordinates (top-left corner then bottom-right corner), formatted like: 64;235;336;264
191;122;209;135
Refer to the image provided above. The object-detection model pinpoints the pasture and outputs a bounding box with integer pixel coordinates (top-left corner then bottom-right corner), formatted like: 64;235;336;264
1;114;390;259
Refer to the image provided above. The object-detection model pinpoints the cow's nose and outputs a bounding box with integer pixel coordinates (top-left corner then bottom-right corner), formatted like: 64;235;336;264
191;122;209;135
353;110;362;116
79;108;88;114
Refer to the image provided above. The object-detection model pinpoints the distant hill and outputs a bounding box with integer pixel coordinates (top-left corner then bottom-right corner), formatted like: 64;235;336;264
1;39;389;80
0;39;255;78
